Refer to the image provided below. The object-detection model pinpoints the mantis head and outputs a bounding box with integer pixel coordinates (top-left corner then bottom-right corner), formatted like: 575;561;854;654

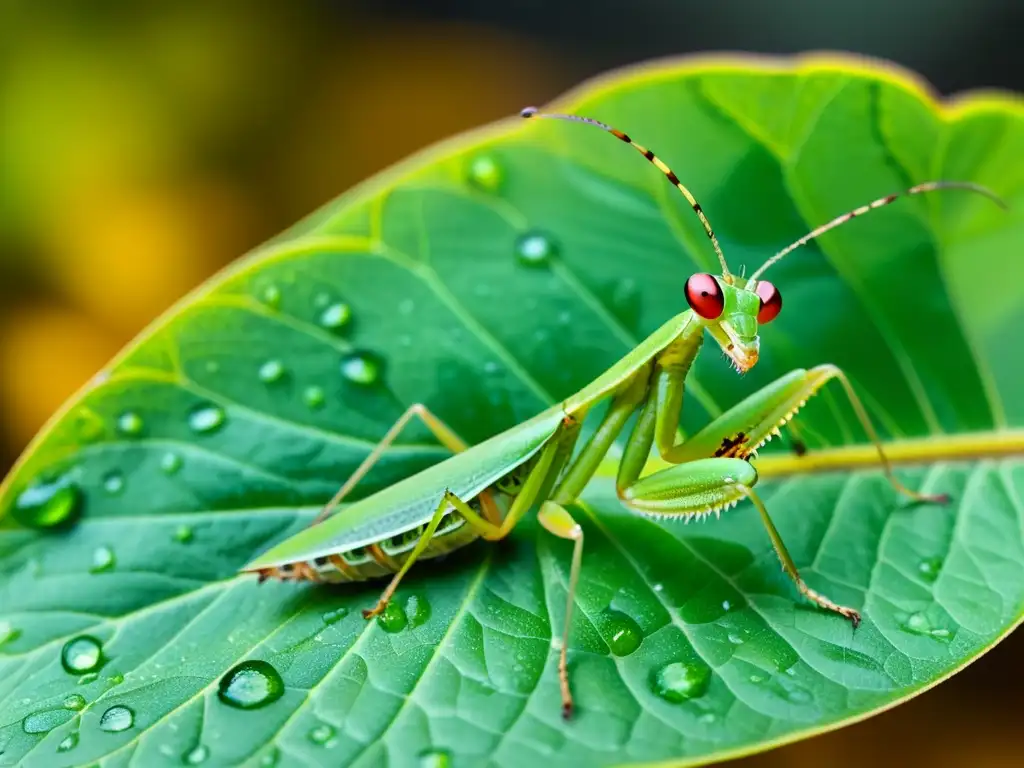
684;273;781;374
520;106;1005;376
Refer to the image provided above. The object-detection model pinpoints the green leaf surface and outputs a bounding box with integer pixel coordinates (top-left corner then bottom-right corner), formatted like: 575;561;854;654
2;54;1024;768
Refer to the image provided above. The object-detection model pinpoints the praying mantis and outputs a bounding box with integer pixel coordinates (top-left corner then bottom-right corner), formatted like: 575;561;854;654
243;105;1005;718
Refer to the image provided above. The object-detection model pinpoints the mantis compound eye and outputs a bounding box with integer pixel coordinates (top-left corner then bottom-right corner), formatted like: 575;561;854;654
755;281;782;324
684;273;724;320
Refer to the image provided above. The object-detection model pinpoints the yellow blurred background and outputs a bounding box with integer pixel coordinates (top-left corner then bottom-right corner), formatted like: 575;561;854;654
1;2;1020;765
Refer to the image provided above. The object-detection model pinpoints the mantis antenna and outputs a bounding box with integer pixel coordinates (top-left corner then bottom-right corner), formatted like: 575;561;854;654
521;106;732;279
747;181;1007;282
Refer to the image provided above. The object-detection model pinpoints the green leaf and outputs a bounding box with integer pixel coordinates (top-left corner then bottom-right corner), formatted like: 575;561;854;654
2;54;1023;767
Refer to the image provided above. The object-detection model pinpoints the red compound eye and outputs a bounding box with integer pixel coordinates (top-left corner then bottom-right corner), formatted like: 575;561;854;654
755;281;782;324
684;273;724;320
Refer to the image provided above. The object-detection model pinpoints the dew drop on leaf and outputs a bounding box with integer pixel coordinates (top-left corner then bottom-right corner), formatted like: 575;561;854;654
917;557;942;583
419;748;451;768
303;386;326;409
0;620;21;647
601;609;643;656
57;732;80;753
258;360;286;383
376;601;408;633
90;546;116;573
173;525;194;544
321;607;348;625
188;405;226;434
22;708;72;734
61;635;103;674
319;303;352;331
63;694;86;711
466;154;503;192
308;722;336;746
217;660;285;710
98;704;134;732
102;472;125;495
12;476;82;529
650;661;711;703
161;452;183;475
405;595;431;628
901;611;952;640
116;411;144;436
184;744;210;764
259;747;280;767
340;352;381;386
260;284;282;308
514;231;557;267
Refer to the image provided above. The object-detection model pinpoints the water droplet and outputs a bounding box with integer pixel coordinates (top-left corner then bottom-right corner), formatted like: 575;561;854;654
117;411;144;436
727;632;744;646
98;704;134;732
917;557;942;583
63;694;86;711
651;661;711;703
259;747;280;767
0;620;21;647
174;525;194;544
340;352;381;386
22;708;72;734
405;595;431;628
57;732;80;753
901;612;951;640
258;360;286;383
61;635;103;674
160;452;183;475
467;154;503;192
90;546;115;574
376;601;408;633
749;673;766;683
721;600;732;611
514;231;557;266
72;407;106;443
185;744;209;764
601;609;643;656
303;386;326;409
698;712;717;725
78;672;98;685
217;660;285;710
106;672;124;686
102;471;124;495
308;722;336;746
419;748;451;768
322;607;348;625
189;405;226;434
260;285;282;308
12;476;82;529
319;302;352;332
652;583;664;593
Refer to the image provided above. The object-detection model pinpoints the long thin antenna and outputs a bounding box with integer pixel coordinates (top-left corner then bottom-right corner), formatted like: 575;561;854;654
521;106;731;278
748;181;1007;282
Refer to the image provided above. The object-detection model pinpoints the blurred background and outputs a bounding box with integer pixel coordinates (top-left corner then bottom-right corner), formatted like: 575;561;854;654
1;1;1020;765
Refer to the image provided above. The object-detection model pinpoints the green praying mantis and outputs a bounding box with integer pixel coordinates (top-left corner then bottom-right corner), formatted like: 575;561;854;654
243;105;1006;718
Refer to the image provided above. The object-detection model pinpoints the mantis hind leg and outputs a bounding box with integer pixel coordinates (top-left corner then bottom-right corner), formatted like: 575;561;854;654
310;403;504;528
361;420;578;618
